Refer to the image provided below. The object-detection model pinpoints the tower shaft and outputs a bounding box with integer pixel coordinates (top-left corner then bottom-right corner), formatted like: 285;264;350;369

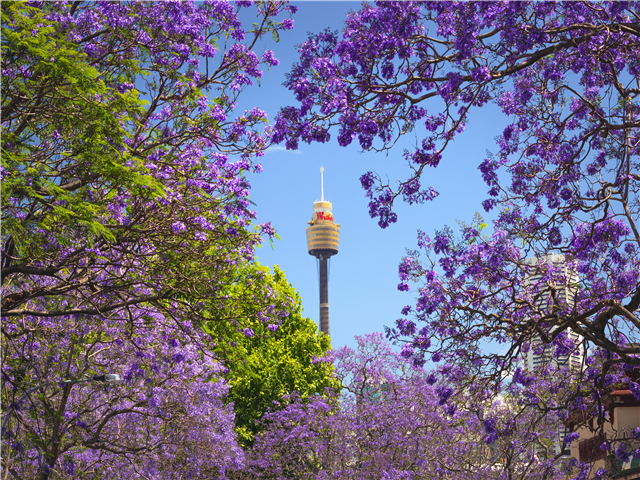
318;256;330;336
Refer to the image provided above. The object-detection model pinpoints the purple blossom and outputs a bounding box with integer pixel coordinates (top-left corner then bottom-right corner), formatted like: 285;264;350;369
261;50;280;67
243;328;254;338
172;221;186;233
630;382;640;400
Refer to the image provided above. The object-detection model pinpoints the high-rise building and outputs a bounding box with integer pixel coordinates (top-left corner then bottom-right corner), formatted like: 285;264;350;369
524;254;582;371
306;167;340;336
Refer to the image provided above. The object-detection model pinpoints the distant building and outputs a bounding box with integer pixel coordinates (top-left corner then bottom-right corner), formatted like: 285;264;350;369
524;254;583;371
306;167;340;336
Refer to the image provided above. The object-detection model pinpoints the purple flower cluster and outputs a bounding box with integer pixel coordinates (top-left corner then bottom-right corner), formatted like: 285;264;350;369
245;333;572;479
2;310;244;478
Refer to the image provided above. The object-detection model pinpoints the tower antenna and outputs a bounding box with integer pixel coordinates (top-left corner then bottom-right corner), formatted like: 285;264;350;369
320;166;324;201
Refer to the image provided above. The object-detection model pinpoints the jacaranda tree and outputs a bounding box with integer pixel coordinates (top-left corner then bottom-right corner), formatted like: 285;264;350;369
1;0;293;323
1;1;298;477
274;2;639;478
2;304;244;479
248;333;574;480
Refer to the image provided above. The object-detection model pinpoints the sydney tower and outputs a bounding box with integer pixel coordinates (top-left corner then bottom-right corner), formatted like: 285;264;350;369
306;167;340;336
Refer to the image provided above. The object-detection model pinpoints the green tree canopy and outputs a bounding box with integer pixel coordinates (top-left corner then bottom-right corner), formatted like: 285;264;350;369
204;265;337;447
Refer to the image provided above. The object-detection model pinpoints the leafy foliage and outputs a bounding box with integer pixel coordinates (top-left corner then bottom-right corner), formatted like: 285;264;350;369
205;265;336;447
1;0;290;322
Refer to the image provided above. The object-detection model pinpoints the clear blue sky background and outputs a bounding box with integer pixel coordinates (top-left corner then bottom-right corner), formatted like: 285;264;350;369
235;2;510;351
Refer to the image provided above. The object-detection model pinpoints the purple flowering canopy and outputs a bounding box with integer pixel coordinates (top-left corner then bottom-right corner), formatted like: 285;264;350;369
1;1;297;477
248;333;575;480
274;1;639;477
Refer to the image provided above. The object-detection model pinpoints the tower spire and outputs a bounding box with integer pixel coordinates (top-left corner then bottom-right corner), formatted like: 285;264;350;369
307;166;340;337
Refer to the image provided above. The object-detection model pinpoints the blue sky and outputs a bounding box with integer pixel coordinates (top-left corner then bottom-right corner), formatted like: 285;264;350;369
236;2;511;351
